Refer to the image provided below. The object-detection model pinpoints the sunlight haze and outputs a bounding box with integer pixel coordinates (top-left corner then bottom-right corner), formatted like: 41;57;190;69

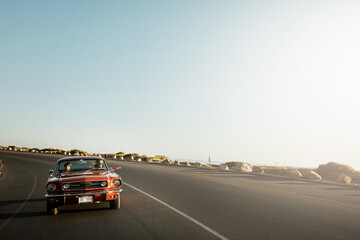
1;0;360;170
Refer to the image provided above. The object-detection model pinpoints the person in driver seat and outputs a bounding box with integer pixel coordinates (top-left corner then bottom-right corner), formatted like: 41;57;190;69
64;161;72;172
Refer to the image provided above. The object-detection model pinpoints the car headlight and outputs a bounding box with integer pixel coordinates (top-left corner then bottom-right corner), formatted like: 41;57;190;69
47;183;56;191
62;183;70;190
101;181;107;187
112;179;121;187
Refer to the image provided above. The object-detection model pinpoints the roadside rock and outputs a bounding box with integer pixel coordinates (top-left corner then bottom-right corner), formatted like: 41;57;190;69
194;162;212;168
226;162;253;172
218;164;229;170
252;166;265;174
201;164;213;168
181;161;191;166
303;171;322;180
317;162;353;181
287;169;302;178
337;174;352;184
150;158;163;163
163;159;172;164
348;171;360;185
105;154;116;159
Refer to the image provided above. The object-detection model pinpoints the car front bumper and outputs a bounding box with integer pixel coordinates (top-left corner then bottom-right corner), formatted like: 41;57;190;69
45;189;122;205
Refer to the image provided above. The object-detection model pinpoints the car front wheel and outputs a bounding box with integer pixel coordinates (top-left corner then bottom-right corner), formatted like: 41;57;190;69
47;201;58;215
109;194;120;209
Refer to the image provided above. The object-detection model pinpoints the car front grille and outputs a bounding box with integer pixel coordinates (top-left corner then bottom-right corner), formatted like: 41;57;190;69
66;181;107;190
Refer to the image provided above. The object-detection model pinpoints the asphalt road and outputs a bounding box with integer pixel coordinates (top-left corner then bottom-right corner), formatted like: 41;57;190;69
0;151;359;240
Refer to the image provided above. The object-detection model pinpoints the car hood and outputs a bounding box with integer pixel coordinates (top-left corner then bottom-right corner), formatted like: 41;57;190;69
49;171;117;183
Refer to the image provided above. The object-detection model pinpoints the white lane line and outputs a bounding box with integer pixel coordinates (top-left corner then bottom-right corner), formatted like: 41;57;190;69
123;182;229;240
0;168;37;232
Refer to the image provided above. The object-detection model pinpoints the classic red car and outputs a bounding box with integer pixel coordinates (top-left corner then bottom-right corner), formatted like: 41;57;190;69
45;156;122;215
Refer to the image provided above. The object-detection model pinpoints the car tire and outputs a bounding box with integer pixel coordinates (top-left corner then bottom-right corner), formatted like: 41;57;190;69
109;194;120;209
47;201;58;215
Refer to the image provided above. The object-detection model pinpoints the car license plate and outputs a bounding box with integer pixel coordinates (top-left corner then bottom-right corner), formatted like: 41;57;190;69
78;196;93;204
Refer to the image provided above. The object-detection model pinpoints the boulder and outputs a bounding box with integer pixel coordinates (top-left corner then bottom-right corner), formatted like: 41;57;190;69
287;169;302;178
303;171;322;180
348;171;360;185
163;159;172;164
317;162;353;181
337;174;352;184
200;164;213;168
218;164;229;170
194;162;212;168
150;158;163;163
105;154;116;159
252;166;265;174
226;162;253;172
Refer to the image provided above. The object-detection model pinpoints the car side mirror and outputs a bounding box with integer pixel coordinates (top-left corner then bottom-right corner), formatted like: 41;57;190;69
110;167;121;171
49;169;54;176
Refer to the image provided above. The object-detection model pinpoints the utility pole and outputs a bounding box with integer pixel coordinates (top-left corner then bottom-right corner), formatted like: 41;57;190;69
208;155;211;164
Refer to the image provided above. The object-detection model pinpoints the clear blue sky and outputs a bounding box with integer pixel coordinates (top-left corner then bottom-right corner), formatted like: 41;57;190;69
1;1;360;169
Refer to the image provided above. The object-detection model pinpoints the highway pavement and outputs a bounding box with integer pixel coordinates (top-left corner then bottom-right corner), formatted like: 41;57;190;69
0;150;359;240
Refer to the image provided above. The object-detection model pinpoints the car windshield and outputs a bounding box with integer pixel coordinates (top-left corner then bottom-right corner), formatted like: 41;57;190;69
56;159;108;173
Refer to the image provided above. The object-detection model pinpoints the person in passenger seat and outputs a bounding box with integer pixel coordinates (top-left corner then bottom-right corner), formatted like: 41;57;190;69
93;159;104;170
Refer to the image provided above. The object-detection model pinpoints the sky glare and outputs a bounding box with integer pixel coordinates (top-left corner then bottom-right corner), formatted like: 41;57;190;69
1;1;360;169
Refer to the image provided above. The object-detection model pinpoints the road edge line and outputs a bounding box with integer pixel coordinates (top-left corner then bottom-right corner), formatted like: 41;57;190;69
123;182;229;240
